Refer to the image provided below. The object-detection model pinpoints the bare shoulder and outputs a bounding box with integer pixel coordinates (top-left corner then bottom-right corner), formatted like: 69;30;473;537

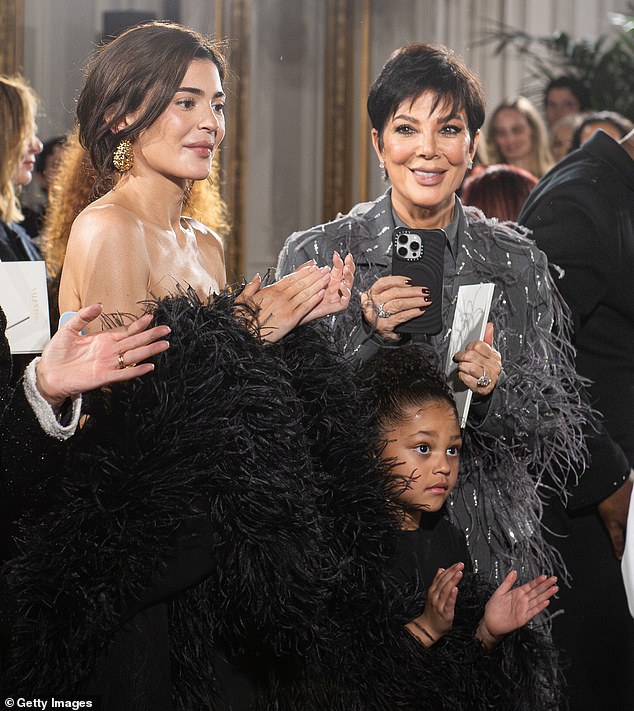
68;201;145;256
182;216;224;249
60;201;151;316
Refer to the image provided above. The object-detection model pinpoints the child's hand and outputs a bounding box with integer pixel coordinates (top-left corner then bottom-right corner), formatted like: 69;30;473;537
406;562;464;647
476;570;558;649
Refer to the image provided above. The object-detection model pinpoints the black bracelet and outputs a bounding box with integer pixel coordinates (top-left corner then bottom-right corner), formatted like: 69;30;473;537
411;620;436;644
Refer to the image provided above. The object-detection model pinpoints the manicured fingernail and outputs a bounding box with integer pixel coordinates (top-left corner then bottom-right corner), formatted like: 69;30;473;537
404;278;412;285
424;296;431;302
422;288;430;294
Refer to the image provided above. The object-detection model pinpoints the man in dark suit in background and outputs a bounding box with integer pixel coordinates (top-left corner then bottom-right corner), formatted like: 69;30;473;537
519;128;634;711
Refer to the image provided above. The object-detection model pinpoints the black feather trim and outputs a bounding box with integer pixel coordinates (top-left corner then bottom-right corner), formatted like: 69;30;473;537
1;290;562;710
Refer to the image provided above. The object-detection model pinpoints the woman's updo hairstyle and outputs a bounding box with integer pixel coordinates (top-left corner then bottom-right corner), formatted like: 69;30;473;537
358;344;459;434
77;20;226;195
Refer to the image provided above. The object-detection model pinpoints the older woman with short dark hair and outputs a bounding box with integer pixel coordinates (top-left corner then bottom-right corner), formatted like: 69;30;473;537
278;42;591;591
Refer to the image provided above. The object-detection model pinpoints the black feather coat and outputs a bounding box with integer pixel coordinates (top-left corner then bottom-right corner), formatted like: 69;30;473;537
1;292;560;709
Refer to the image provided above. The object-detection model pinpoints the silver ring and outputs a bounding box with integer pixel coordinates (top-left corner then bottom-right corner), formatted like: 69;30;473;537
476;371;491;388
376;302;392;319
118;353;126;370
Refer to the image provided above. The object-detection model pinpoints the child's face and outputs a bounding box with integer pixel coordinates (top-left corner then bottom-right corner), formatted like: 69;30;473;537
382;401;461;530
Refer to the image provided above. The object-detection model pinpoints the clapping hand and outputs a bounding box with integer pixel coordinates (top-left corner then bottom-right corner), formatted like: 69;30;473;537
300;251;355;324
476;570;558;649
238;252;356;342
406;562;464;647
238;263;331;342
35;304;171;410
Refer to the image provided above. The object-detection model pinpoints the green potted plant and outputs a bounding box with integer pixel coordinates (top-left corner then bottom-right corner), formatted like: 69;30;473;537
481;5;634;119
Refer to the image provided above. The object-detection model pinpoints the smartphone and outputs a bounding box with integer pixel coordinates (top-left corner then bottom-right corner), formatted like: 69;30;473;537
391;227;445;335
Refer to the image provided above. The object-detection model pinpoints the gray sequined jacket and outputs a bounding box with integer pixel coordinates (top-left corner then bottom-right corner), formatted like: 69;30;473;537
277;191;590;582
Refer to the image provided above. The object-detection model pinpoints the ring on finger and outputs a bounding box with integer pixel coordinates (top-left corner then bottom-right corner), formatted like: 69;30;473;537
476;369;491;388
376;301;392;319
118;353;126;370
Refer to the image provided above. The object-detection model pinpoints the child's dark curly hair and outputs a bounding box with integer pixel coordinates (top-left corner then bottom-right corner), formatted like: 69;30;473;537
358;344;459;434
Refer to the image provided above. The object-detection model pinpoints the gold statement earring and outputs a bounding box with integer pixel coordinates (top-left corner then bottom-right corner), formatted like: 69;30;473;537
113;138;133;172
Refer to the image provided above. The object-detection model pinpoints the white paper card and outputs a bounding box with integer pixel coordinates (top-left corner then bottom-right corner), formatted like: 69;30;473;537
621;480;634;619
444;283;495;428
0;261;50;354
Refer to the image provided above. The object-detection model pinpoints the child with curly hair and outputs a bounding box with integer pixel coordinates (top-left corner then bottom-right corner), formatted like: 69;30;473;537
361;344;558;652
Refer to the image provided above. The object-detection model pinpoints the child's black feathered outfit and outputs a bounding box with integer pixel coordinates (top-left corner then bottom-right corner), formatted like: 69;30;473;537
2;290;560;710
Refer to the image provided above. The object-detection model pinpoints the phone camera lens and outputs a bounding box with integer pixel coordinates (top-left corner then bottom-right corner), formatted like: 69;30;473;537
411;242;420;251
398;235;408;244
397;246;408;257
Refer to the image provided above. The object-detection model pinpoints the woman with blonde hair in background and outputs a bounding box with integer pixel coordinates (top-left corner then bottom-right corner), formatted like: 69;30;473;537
0;75;43;262
486;95;553;178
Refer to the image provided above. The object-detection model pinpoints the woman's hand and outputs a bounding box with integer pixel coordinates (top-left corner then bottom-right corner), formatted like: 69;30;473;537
476;570;558;649
35;303;171;410
238;262;332;343
300;251;355;324
452;322;502;397
406;562;464;647
360;275;432;341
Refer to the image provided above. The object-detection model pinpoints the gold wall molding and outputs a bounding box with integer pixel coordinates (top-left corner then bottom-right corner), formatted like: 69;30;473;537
323;0;356;221
219;0;251;282
0;0;24;75
357;0;372;203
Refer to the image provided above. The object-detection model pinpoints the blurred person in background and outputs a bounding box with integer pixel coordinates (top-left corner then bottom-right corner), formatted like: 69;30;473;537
0;74;43;262
570;110;634;151
543;75;591;129
21;135;67;240
460;163;537;221
486;95;553;178
549;113;586;163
